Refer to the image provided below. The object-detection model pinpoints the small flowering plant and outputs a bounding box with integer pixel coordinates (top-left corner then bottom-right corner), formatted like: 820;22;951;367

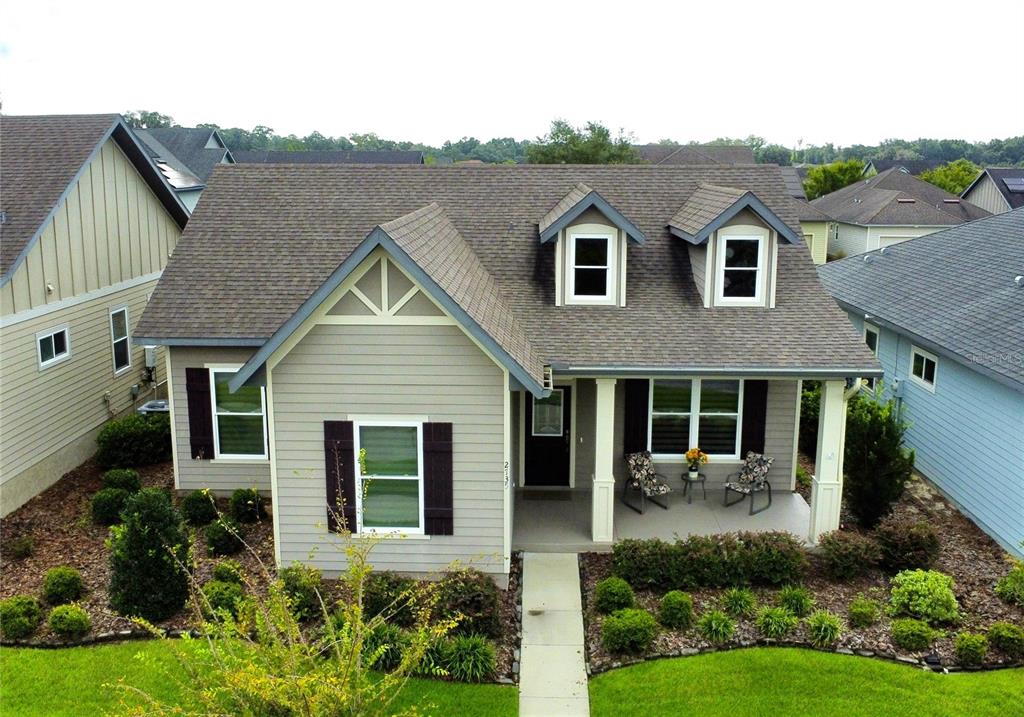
685;447;709;470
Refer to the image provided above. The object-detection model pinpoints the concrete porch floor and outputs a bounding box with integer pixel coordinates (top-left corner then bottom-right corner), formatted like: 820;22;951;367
512;486;811;552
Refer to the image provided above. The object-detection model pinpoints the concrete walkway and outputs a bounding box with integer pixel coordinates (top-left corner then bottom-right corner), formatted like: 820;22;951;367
519;552;589;716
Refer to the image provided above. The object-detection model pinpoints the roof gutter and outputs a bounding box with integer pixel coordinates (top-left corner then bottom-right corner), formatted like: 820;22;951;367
132;337;266;347
553;365;883;379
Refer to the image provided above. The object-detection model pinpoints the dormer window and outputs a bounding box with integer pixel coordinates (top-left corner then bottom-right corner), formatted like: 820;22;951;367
568;230;616;303
716;232;766;304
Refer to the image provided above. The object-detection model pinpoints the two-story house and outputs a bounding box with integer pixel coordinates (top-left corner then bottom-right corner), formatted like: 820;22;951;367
134;164;880;582
0;114;188;515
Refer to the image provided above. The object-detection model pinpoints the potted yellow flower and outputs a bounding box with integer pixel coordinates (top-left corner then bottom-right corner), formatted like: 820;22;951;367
685;447;709;478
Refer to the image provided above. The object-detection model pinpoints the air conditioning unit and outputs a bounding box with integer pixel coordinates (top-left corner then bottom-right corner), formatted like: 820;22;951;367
144;346;158;369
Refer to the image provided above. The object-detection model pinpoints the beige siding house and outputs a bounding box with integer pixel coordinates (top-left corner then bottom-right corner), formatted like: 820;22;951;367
961;168;1024;216
0;115;188;515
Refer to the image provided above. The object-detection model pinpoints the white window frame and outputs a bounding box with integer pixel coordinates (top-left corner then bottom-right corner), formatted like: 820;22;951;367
648;378;744;461
36;326;71;370
715;226;767;307
863;322;880;390
209;365;268;460
109;306;131;375
353;419;425;535
531;388;565;437
566;225;617;305
909;345;938;393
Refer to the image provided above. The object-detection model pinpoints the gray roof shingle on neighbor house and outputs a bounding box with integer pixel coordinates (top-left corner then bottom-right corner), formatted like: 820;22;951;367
810;168;991;225
135;129;205;190
231;149;426;165
864;159;943;176
792;198;834;222
780;166;806;199
818;208;1024;391
140;127;232;182
634;144;756;165
135;164;879;376
963;167;1024;211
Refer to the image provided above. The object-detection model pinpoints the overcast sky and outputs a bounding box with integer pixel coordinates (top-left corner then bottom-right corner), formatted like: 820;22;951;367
2;1;1022;148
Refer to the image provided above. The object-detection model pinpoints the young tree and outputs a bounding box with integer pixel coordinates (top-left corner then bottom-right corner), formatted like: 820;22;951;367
803;159;865;200
919;159;982;195
526;119;639;164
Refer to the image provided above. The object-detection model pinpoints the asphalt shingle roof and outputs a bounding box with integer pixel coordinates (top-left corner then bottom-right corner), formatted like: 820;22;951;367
539;183;592;234
668;184;747;238
818;208;1024;390
141;127;231;182
810;168;990;225
865;159;943;176
964;168;1024;211
634;144;756;165
136;164;879;375
232;149;425;164
780;166;806;199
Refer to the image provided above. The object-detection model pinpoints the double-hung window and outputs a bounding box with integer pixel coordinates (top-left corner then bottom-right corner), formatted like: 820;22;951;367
863;323;880;389
716;231;766;305
37;327;70;369
210;368;268;458
354;421;423;533
910;346;937;392
649;379;743;459
649;380;692;455
567;230;615;303
110;307;131;373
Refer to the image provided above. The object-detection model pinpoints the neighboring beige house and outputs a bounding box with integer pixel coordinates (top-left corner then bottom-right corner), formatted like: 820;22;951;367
0;114;189;515
960;167;1024;215
792;199;833;265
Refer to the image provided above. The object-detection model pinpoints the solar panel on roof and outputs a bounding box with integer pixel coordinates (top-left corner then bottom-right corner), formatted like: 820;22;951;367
1003;177;1024;193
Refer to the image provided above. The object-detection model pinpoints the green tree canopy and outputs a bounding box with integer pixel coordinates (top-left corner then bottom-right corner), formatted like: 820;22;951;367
803;159;865;200
526;120;639;164
122;110;175;129
919;159;981;195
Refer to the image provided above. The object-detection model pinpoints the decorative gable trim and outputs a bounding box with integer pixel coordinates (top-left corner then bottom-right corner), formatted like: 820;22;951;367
539;187;646;245
670;192;802;246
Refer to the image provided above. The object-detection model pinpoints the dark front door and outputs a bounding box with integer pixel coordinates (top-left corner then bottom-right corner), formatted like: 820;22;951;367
524;387;571;486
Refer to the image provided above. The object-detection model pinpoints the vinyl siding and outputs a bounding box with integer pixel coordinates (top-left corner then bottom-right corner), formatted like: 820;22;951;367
865;225;944;251
688;244;707;303
167;346;272;492
271;323;506;576
847;313;1024;557
799;221;829;265
829;222;868;258
962;174;1011;215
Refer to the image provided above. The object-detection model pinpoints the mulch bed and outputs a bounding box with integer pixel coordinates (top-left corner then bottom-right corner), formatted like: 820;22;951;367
581;476;1023;672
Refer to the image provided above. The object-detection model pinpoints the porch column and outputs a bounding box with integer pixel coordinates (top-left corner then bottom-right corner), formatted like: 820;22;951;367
808;379;848;543
592;378;617;543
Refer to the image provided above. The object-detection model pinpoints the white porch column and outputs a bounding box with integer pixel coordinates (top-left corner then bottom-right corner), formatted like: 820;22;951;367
592;378;617;543
808;379;849;543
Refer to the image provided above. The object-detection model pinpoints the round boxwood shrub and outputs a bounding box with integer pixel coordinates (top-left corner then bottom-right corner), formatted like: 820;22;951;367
102;468;141;493
848;594;881;628
364;622;409;672
445;634;497;682
889;569;960;625
42;566;84;605
48;604;91;640
594;577;634;614
602;608;658;654
0;595;42;639
212;559;245;585
722;587;757;618
91;487;130;525
202;580;245;619
756;606;799;640
436;568;500;637
891;618;936;651
987;622;1024;659
994;562;1024;606
954;632;988;666
95;413;171;468
180;489;219;527
776;585;815;617
205;517;244;557
659;590;694;630
873;518;940;572
228;488;265;524
278;563;323;619
108;488;189;621
697;609;735;645
818;530;881;580
806;609;844;647
364;571;417;627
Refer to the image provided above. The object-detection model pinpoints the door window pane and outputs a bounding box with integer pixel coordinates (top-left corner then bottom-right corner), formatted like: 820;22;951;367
360;425;419;476
362;478;420;528
532;390;564;436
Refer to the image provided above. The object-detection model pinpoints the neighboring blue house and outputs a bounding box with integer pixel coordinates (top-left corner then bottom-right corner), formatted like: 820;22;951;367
819;209;1024;557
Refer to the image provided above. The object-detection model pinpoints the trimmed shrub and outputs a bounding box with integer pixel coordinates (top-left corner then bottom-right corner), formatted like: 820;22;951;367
658;591;694;630
681;534;747;587
756;606;798;639
739;532;808;586
279;563;323;619
611;538;678;589
228;488;265;524
848;594;881;628
594;577;634;614
365;572;417;627
0;596;42;639
987;622;1024;659
5;535;34;560
995;562;1024;606
180;489;219;527
202;580;245;619
108;488;189;621
806;610;844;647
95;413;171;468
843;393;914;528
891;618;936;651
954;632;988;666
205;517;244;556
364;622;409;672
874;518;940;572
722;587;757;618
818;531;881;580
48;604;91;640
602;608;658;654
42;566;84;605
777;585;815;617
91;487;130;525
889;570;959;625
697;610;735;645
436;569;500;637
102;469;141;493
212;560;245;585
445;634;497;682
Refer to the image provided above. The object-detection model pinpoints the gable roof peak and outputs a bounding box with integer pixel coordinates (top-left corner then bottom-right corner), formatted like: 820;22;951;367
538;182;646;244
669;183;802;246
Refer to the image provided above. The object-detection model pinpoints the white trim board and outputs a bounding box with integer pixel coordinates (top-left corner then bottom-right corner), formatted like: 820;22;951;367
2;270;163;328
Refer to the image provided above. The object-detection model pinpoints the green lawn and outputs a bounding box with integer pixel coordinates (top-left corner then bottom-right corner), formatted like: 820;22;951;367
589;648;1023;717
0;642;517;717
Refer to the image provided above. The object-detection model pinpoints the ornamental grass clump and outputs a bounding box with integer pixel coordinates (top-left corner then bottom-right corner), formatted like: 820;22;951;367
806;610;844;648
697;609;735;645
889;569;960;625
658;591;694;630
722;587;757;618
444;634;497;682
756;606;798;640
594;577;634;614
777;585;815;617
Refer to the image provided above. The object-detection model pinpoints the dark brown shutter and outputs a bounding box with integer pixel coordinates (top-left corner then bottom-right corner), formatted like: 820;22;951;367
324;421;356;533
185;368;214;459
740;380;769;456
623;379;650;455
423;422;454;536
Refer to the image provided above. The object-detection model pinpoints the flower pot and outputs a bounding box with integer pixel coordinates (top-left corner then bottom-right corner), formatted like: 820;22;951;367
688;466;700;479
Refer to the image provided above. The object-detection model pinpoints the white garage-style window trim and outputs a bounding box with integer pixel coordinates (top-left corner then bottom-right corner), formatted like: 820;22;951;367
863;322;880;390
110;306;131;374
353;420;425;534
910;345;938;392
648;378;744;460
36;326;71;370
209;366;268;459
566;225;617;305
715;225;768;306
